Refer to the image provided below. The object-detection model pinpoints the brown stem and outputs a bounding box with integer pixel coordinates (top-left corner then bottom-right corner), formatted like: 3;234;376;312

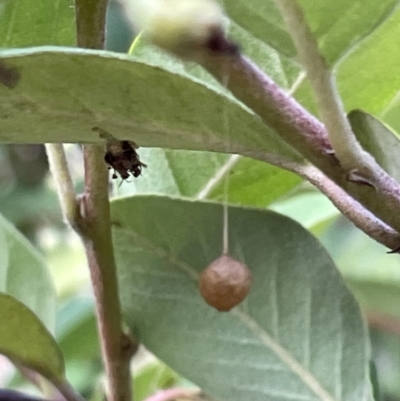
247;148;400;249
80;145;136;401
296;165;400;249
209;148;400;250
199;53;400;244
75;0;108;49
73;1;136;400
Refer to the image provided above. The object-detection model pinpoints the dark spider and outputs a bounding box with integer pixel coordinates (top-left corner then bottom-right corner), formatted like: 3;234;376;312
94;127;147;183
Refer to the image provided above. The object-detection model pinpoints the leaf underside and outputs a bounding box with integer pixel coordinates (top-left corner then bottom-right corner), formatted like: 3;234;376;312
0;214;56;332
112;195;373;401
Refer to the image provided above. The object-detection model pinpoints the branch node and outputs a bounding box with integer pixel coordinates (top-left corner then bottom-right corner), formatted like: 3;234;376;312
347;170;377;189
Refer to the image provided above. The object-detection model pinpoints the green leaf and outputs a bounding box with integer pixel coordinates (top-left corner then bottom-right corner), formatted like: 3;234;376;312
56;296;99;362
112;195;373;401
2;0;400;118
0;0;75;48
128;39;227;95
299;0;399;65
346;280;400;320
207;156;302;207
0;185;60;225
272;2;400;117
0;47;300;164
114;149;302;207
337;5;400;115
124;36;302;204
134;361;181;401
371;330;400;399
222;0;399;65
349;110;400;183
0;293;64;382
319;217;400;319
369;360;381;401
228;22;301;90
221;0;400;114
56;298;101;392
222;1;295;59
115;148;229;198
0;214;56;332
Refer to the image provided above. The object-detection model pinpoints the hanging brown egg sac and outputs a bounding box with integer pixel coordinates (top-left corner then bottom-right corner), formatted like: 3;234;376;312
199;254;252;311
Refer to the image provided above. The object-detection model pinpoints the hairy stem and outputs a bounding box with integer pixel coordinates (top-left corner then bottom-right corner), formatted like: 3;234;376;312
193;141;399;249
244;149;400;249
198;52;400;244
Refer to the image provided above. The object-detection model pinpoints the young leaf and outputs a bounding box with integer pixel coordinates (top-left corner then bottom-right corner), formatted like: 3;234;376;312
349;110;400;183
0;214;56;332
0;293;64;382
112;196;374;401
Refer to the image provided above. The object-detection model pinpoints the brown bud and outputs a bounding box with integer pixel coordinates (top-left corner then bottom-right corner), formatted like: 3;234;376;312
199;254;251;311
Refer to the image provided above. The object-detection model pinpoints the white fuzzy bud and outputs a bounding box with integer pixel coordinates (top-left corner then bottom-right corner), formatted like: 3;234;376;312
119;0;232;59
